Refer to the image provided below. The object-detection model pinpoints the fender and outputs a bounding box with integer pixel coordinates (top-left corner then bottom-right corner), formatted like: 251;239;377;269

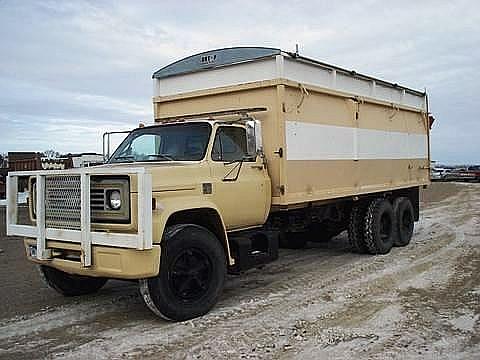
152;195;234;265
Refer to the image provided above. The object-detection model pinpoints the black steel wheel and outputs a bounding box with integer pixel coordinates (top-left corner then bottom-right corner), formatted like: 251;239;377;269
140;224;226;321
39;265;107;296
393;197;414;247
364;198;395;255
169;248;213;301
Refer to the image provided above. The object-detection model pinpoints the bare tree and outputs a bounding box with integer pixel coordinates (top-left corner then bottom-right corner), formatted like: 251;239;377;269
0;153;6;168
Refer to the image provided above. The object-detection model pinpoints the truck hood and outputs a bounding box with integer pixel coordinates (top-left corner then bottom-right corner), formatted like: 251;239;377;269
91;161;209;193
94;161;197;170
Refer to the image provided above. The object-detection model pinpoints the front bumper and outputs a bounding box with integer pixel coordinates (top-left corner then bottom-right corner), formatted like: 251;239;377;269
24;239;161;279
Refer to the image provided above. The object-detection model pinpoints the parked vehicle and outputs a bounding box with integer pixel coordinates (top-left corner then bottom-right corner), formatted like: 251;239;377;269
466;165;480;181
444;168;477;182
431;168;448;181
6;47;431;321
430;167;463;181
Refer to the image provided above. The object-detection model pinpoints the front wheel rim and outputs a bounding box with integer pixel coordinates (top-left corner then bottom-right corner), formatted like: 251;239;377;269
169;248;213;301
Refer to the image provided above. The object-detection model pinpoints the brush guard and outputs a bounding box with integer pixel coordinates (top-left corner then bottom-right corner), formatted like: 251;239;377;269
6;167;152;267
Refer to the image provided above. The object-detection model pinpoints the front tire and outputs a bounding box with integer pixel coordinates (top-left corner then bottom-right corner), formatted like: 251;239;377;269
140;224;226;321
364;198;395;254
39;266;107;296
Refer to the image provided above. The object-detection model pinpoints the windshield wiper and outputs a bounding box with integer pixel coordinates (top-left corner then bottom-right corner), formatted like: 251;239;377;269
147;154;174;161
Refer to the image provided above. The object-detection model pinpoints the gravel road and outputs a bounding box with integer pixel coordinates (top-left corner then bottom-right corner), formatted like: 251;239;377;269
0;183;479;359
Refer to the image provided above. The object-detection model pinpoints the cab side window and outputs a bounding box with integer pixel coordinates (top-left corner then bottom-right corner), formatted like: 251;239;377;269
212;126;249;162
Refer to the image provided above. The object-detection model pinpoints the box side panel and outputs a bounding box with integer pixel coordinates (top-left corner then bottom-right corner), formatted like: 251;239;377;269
154;86;283;197
280;85;429;205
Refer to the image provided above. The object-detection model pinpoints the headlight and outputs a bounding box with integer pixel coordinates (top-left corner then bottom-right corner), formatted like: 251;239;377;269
107;190;122;210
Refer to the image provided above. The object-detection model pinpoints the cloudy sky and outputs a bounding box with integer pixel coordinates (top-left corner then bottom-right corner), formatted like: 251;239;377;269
0;0;479;164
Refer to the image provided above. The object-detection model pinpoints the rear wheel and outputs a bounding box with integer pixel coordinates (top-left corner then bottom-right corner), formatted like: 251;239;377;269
348;204;369;253
364;199;395;254
140;224;226;321
39;266;107;296
393;197;414;247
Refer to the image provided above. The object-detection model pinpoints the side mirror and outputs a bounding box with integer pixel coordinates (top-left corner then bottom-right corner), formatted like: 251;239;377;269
102;130;131;162
245;120;263;158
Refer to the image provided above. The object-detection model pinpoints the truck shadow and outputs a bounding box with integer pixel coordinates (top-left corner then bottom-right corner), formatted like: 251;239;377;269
220;232;359;304
80;233;358;321
90;232;359;323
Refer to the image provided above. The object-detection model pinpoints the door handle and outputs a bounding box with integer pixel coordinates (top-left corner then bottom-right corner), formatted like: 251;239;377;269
250;165;264;170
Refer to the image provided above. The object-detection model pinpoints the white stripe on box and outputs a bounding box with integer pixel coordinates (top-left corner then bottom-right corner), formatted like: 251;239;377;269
285;121;427;161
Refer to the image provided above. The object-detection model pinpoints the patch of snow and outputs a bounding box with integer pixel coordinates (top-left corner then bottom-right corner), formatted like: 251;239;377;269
449;312;479;332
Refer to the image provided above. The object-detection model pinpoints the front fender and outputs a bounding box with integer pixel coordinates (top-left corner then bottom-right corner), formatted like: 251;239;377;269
152;195;234;265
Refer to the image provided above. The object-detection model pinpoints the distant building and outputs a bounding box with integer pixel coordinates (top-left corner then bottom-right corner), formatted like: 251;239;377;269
40;157;72;170
0;152;105;199
69;153;104;168
7;152;104;171
8;152;42;171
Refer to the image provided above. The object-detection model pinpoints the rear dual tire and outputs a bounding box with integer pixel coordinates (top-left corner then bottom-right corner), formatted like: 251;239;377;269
349;197;415;255
364;199;395;254
348;204;370;253
393;197;414;247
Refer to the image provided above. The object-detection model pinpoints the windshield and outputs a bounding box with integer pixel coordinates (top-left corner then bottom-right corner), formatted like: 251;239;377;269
109;122;212;163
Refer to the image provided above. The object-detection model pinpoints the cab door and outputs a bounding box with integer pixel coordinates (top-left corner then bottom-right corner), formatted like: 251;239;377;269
209;124;270;230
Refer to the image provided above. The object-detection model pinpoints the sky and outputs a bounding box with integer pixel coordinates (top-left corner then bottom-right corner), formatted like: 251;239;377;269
0;0;479;164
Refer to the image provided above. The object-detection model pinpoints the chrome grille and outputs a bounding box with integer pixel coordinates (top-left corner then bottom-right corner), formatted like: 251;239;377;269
42;175;128;229
45;175;81;230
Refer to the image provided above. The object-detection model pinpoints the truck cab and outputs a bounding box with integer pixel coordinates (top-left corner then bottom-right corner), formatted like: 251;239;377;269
8;110;276;321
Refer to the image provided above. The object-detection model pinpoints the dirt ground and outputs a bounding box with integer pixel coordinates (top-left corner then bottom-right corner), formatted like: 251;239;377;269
0;182;479;359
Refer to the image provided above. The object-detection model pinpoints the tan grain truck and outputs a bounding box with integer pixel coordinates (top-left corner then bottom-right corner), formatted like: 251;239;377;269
6;47;430;321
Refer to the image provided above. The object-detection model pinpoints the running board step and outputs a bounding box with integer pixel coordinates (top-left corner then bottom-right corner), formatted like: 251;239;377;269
228;231;279;273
